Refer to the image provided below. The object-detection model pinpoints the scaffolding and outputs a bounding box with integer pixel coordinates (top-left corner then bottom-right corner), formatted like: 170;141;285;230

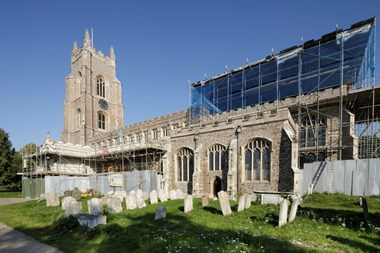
190;17;379;163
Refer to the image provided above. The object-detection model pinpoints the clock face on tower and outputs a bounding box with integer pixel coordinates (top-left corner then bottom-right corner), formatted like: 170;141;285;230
99;99;109;110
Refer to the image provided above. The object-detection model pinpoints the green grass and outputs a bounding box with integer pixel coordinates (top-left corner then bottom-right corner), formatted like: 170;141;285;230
0;193;379;253
0;190;22;198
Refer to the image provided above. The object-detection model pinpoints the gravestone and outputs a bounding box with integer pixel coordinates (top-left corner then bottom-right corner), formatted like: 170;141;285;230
288;197;300;222
130;190;136;197
155;206;167;220
237;195;246;212
75;214;106;228
46;192;60;207
107;197;123;213
184;195;193;213
245;194;252;209
136;194;146;208
202;196;209;207
62;196;76;210
101;196;110;206
87;198;103;215
150;190;158;204
169;190;177;200
72;187;81;200
136;189;144;200
176;189;184;199
251;193;257;202
126;194;137;210
114;191;127;201
360;196;370;226
217;191;232;216
278;199;289;227
158;189;168;202
142;191;149;200
64;200;82;217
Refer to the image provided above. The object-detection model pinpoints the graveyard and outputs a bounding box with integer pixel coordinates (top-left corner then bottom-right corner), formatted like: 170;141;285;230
0;193;379;252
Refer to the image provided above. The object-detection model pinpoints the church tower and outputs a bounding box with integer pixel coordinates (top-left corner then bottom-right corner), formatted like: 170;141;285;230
61;29;124;145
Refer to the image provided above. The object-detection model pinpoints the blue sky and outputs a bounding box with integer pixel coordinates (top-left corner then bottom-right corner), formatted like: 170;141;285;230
0;0;379;150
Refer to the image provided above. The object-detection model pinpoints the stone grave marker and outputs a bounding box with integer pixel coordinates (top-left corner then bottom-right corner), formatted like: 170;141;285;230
202;196;209;207
143;191;149;200
114;191;127;201
75;214;107;228
169;190;177;200
87;198;103;215
72;187;81;200
158;189;168;202
245;194;252;209
217;191;232;216
62;196;76;210
360;196;371;226
126;194;137;210
107;197;123;213
237;195;246;212
288;197;300;222
176;189;184;199
136;194;146;209
155;206;167;220
184;195;193;213
278;199;289;227
64;200;82;217
101;196;110;206
136;189;143;200
150;190;158;204
251;193;257;202
46;192;60;207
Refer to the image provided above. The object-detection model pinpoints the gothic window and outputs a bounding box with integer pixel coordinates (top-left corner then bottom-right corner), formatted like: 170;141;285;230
98;112;106;130
136;132;142;143
162;127;169;137
245;139;271;181
76;108;81;130
144;130;149;142
153;129;159;140
208;144;228;171
97;76;106;98
177;148;194;182
300;115;326;148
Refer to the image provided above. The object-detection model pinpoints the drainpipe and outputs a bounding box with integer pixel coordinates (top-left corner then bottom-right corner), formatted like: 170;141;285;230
236;126;242;194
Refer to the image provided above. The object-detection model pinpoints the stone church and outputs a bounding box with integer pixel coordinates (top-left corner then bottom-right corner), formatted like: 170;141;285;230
23;18;379;199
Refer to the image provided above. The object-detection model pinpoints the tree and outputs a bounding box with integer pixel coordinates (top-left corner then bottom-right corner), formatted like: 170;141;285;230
0;128;16;189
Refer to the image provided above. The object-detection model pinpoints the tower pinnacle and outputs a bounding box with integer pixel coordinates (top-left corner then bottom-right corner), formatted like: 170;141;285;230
83;29;92;48
109;46;115;60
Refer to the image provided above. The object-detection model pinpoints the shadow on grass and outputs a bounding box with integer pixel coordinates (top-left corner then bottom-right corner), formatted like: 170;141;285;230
202;206;222;215
298;206;380;232
327;235;380;253
15;211;312;253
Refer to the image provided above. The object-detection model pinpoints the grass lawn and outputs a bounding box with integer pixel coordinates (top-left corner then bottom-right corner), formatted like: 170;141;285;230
0;193;379;253
0;190;22;198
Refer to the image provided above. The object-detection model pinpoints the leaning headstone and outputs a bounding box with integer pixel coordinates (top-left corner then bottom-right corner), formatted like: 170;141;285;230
64;201;82;217
72;187;82;200
217;191;232;216
150;190;158;204
126;194;137;210
184;195;193;213
237;195;246;212
46;192;60;207
176;189;184;199
114;191;127;201
142;191;149;200
169;190;177;200
88;198;103;215
245;194;252;209
107;197;123;213
278;199;289;227
360;196;371;226
158;189;168;202
155;206;167;221
288;198;300;222
202;196;209;207
62;196;76;210
75;214;106;228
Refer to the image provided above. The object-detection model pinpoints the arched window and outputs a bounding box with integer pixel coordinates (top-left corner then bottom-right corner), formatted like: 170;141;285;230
177;148;194;182
97;76;105;98
245;139;271;181
98;112;106;130
300;115;326;148
208;144;228;171
76;108;81;130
